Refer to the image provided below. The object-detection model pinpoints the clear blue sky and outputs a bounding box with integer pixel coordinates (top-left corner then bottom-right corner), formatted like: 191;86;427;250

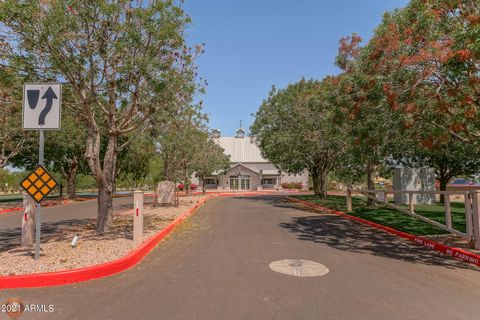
183;0;409;136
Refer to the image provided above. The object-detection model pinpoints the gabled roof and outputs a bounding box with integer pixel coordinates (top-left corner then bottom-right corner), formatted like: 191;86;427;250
216;137;266;163
229;162;260;174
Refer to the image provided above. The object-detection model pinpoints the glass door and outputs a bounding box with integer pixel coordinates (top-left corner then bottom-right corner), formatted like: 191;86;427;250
240;176;250;190
229;178;238;190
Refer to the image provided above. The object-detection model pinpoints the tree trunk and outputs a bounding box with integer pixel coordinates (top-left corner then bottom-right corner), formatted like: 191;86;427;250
439;177;450;204
96;183;113;234
66;173;76;200
60;156;78;200
85;124;117;234
311;165;328;198
202;175;206;194
367;164;376;207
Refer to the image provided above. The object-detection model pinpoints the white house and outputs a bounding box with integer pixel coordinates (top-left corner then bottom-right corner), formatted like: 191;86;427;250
195;128;309;191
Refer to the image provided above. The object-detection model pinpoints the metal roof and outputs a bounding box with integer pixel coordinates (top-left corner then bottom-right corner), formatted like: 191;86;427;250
216;137;267;163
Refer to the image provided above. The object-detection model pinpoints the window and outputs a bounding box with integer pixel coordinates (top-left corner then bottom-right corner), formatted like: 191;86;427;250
205;178;217;185
262;178;276;185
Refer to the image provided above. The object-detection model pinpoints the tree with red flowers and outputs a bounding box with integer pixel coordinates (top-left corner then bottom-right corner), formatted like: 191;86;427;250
368;0;480;144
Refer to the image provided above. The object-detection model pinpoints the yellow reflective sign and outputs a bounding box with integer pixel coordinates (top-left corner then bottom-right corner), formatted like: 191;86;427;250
20;165;58;203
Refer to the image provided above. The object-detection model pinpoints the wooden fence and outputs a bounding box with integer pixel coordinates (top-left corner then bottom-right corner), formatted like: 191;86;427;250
346;189;480;249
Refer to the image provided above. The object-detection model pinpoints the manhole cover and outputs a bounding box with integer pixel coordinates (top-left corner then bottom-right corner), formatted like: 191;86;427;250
269;259;329;277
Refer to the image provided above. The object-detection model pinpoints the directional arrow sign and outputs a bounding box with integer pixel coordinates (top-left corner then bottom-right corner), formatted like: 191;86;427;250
23;83;62;130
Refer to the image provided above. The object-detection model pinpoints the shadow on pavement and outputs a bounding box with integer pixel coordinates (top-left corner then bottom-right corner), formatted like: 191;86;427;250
0;218;94;253
234;195;478;271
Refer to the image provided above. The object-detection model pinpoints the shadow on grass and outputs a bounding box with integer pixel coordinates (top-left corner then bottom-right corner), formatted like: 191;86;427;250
293;194;467;236
232;195;477;271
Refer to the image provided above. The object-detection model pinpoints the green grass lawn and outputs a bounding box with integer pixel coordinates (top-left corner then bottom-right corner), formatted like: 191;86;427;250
293;194;467;236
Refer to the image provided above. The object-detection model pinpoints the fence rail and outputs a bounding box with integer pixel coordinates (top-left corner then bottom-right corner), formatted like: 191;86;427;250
346;188;480;249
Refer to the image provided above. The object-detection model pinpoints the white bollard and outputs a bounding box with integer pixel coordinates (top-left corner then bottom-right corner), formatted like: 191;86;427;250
21;193;35;247
133;191;144;246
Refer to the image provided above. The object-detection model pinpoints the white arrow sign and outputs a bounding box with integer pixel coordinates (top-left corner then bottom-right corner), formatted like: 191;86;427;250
23;83;62;130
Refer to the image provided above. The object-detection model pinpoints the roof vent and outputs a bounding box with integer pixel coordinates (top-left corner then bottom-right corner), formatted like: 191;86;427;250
212;129;221;138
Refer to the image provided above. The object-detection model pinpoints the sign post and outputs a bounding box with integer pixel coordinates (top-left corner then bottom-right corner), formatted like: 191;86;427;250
21;83;61;260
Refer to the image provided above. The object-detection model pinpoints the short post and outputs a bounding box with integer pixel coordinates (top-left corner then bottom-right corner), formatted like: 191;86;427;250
346;188;353;212
444;193;452;229
21;193;35;247
133;191;144;247
409;192;415;213
470;191;480;249
383;191;388;204
464;192;474;246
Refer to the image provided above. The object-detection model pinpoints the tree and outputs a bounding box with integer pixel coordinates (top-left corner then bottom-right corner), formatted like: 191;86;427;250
152;102;209;184
333;34;406;205
251;78;342;197
1;1;200;233
0;64;25;168
391;135;480;203
116;132;156;190
367;0;480;144
10;104;87;199
335;1;480;205
193;137;230;193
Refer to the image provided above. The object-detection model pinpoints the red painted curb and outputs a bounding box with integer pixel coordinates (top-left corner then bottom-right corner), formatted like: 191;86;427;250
0;199;71;215
286;197;480;267
0;207;22;214
0;195;215;289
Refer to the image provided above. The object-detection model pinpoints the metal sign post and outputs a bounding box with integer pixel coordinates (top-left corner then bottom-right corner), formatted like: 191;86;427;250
21;83;62;261
34;131;45;260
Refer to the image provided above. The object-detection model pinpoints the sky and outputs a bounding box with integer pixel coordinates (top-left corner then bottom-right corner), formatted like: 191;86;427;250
183;0;409;136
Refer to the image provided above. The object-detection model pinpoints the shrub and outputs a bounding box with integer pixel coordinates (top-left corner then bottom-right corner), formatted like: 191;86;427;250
281;181;303;190
177;182;197;191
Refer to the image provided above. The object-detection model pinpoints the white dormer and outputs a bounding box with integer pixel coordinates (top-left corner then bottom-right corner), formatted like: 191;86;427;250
235;128;245;138
212;128;221;138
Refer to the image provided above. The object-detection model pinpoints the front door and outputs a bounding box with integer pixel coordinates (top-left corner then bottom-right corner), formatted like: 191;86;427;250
230;178;239;190
229;175;250;190
240;176;250;190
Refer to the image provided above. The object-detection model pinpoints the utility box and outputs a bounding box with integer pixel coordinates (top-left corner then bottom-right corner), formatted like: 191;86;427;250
393;167;436;205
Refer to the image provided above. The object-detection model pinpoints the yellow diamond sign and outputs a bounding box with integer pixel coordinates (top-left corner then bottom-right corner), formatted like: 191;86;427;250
20;165;58;203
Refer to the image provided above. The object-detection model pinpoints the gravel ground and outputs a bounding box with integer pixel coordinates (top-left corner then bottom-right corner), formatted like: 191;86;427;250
0;195;206;276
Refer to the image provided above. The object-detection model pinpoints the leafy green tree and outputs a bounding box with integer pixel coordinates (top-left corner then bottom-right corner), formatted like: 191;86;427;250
0;63;25;168
390;134;480;203
0;1;200;233
193;137;230;193
116;133;156;190
10;105;87;199
251;78;342;197
0;168;23;193
152;102;209;184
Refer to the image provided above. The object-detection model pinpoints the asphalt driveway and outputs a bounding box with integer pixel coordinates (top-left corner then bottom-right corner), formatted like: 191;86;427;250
2;195;480;320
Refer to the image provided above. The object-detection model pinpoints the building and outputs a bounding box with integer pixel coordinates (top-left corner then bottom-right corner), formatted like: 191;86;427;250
196;128;309;191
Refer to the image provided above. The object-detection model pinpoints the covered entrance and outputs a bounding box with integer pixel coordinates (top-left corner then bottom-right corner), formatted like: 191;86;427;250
229;175;251;190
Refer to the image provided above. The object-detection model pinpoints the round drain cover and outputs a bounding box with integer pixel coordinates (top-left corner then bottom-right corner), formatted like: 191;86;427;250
269;259;329;277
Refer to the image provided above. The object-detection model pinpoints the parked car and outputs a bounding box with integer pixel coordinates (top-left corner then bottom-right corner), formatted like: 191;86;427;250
448;178;480;187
